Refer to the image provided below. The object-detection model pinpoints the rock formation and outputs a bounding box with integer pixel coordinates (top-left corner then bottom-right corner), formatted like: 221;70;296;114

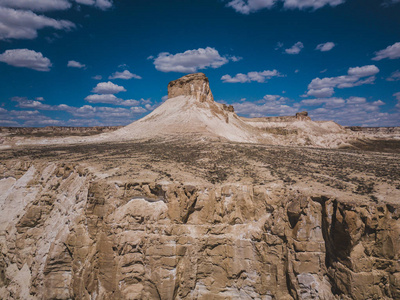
168;73;214;103
295;111;311;121
92;74;358;148
222;104;235;112
1;73;390;149
105;73;259;143
0;148;399;299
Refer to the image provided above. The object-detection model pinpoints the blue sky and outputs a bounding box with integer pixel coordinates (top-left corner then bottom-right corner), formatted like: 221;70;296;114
0;0;400;127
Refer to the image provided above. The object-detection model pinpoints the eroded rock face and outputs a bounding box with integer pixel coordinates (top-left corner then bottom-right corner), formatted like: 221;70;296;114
296;111;311;121
168;73;214;103
1;162;399;299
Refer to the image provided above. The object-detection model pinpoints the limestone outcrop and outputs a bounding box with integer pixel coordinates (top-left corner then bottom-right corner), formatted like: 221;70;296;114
0;159;399;299
295;111;311;121
168;73;214;103
243;112;311;123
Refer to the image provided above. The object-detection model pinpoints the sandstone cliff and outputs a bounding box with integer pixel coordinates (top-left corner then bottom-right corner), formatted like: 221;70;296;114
0;139;399;299
168;73;214;103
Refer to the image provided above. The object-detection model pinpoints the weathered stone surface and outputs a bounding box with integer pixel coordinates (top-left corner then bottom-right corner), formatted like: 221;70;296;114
223;104;235;112
168;73;214;103
296;111;311;121
0;161;399;299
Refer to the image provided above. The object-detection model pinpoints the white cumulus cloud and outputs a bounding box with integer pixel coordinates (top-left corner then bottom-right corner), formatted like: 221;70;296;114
84;94;147;107
0;0;112;41
316;42;335;52
347;65;380;77
226;0;345;13
283;0;345;10
75;0;113;10
306;65;379;97
91;81;126;94
395;92;400;109
306;87;335;98
301;97;346;108
85;94;120;104
121;99;140;106
75;0;95;5
0;7;75;40
232;94;298;117
226;0;276;14
387;70;400;81
0;0;113;11
304;96;399;127
2;95;151;126
92;0;113;10
221;70;283;83
67;60;86;68
372;42;400;61
0;0;71;12
152;47;234;73
0;49;52;71
12;96;54;109
285;42;304;54
109;70;142;80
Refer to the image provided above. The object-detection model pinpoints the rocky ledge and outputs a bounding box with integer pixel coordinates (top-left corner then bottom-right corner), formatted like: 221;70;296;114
168;73;214;103
0;163;399;299
0;139;399;299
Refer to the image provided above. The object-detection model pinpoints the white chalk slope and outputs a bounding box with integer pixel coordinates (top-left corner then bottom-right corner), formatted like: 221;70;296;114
9;94;360;148
240;117;354;148
110;95;260;143
108;94;354;148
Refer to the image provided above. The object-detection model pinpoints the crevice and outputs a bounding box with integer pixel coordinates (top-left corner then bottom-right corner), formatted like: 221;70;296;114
172;274;180;300
287;210;302;229
182;196;198;224
64;243;73;258
311;196;343;297
150;280;162;300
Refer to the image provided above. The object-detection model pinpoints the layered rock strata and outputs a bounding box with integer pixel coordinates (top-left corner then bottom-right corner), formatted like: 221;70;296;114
295;111;311;121
0;161;399;299
168;73;214;103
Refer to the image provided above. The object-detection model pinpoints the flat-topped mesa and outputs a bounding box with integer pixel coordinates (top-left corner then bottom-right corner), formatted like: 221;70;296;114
295;111;311;121
168;73;214;103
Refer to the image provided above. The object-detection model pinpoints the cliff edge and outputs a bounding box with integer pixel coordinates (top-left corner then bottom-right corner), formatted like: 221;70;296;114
168;72;214;103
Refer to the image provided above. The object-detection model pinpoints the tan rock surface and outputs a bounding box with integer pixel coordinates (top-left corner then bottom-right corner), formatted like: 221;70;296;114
0;137;399;299
168;73;214;103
